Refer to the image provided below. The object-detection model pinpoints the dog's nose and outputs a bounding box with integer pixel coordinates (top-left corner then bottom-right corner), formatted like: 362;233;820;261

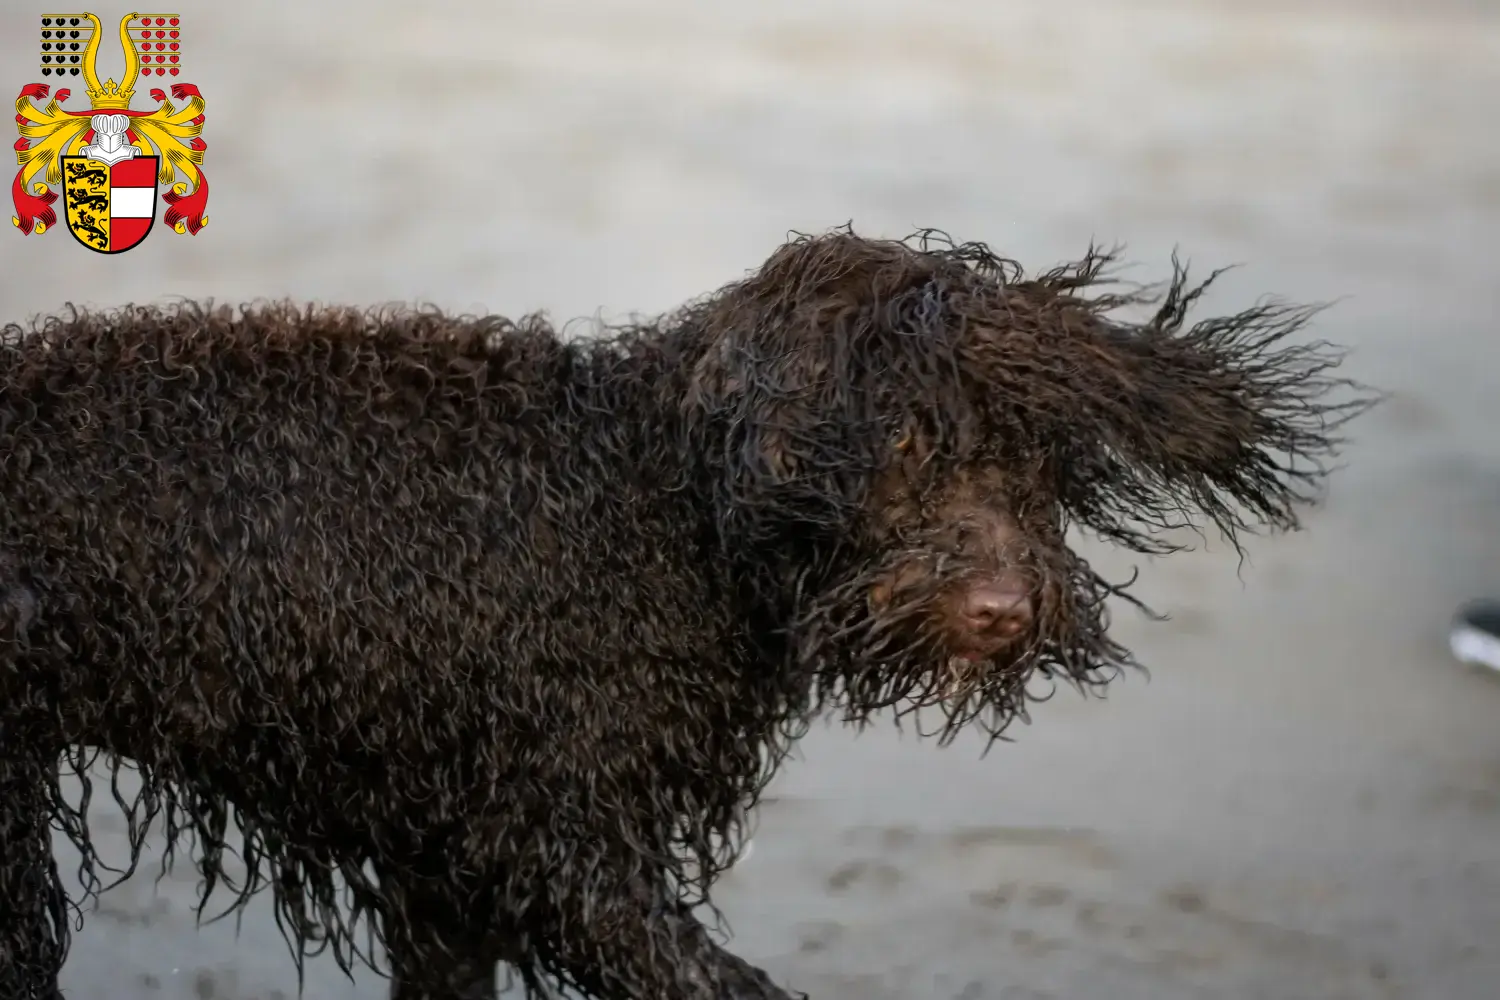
960;580;1033;640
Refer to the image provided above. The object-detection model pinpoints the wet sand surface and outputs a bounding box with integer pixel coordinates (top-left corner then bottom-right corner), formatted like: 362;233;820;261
2;1;1499;997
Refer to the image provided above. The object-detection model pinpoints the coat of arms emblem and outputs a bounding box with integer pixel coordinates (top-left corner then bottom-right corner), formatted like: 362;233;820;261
12;11;208;254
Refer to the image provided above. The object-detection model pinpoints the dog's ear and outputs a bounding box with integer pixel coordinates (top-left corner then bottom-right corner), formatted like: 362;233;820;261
684;318;870;547
992;263;1379;551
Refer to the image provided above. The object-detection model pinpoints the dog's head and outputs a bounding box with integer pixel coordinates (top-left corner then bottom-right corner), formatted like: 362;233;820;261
681;227;1374;739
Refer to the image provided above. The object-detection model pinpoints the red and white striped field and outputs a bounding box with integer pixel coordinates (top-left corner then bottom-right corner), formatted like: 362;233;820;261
106;157;157;252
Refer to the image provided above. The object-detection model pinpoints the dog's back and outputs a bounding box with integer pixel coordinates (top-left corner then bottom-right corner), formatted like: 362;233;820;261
0;305;738;848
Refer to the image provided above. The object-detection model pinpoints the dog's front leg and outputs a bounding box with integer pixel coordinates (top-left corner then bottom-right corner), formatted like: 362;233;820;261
536;874;801;1000
379;869;506;1000
653;900;804;1000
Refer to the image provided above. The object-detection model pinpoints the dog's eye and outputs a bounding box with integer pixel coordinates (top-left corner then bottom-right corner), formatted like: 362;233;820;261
891;428;912;452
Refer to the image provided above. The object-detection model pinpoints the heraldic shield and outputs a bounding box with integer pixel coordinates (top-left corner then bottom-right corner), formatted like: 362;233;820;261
60;154;161;254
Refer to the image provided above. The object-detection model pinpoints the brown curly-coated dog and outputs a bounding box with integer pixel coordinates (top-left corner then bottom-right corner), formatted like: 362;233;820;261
0;228;1372;999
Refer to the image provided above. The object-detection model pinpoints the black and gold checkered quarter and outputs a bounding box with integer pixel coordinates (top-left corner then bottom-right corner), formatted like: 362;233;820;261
37;13;91;78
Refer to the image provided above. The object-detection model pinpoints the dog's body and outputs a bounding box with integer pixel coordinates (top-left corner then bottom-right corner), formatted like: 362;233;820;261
0;230;1370;999
0;307;779;999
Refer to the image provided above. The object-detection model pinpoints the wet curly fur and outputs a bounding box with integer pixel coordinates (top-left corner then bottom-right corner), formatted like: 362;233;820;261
0;228;1373;999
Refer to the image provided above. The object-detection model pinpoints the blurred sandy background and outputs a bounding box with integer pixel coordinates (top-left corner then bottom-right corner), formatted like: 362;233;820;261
3;1;1500;997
